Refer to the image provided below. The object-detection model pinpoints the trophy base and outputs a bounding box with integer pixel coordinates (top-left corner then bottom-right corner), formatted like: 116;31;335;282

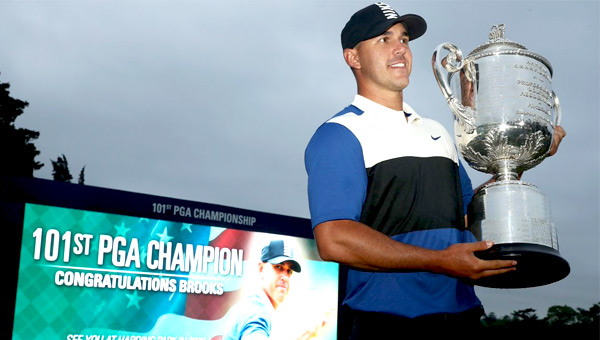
474;243;570;288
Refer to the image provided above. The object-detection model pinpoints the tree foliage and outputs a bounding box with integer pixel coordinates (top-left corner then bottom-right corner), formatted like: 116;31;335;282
51;154;73;182
78;165;86;185
482;302;599;338
547;305;579;326
0;74;43;177
50;154;85;184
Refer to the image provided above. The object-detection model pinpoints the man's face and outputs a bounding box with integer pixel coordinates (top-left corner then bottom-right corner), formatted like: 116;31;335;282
353;23;413;94
259;261;294;308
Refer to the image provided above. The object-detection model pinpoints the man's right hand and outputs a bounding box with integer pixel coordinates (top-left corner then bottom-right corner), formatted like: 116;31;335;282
436;241;517;280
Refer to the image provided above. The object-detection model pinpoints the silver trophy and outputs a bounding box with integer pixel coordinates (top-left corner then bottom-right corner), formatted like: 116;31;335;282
432;24;569;288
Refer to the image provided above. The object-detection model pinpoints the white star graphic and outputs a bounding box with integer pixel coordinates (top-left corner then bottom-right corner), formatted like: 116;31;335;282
157;227;173;243
181;223;192;233
114;222;130;237
125;290;144;309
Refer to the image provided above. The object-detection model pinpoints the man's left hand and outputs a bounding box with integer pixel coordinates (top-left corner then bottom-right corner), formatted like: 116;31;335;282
549;125;566;156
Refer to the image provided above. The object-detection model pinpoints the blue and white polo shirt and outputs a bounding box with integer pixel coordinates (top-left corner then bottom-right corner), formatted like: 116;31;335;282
304;95;480;318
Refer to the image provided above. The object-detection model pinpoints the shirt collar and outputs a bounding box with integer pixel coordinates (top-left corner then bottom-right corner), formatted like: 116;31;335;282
352;94;422;124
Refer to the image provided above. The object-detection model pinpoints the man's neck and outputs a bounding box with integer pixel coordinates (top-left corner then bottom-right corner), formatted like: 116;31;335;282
262;288;279;310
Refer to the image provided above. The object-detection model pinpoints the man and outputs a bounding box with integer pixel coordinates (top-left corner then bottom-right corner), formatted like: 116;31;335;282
221;240;325;340
304;2;565;338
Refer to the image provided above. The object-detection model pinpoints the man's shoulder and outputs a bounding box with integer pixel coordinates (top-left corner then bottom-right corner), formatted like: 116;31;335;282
222;291;272;340
306;119;362;158
326;104;364;127
228;291;274;319
308;103;363;146
419;117;449;131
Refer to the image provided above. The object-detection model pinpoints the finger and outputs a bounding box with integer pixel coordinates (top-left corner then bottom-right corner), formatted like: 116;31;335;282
479;259;518;270
470;241;518;270
477;266;517;278
549;137;564;157
469;240;495;252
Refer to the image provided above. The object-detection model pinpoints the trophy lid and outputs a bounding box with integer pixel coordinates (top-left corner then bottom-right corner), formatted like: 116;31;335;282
469;24;527;54
467;24;553;76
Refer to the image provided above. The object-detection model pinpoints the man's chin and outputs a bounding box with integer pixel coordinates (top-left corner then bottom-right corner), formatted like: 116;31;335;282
274;290;288;303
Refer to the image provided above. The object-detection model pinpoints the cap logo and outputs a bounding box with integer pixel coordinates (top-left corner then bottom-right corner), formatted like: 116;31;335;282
376;2;399;20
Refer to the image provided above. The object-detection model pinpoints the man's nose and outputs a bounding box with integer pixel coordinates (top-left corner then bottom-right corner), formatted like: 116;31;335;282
393;41;407;55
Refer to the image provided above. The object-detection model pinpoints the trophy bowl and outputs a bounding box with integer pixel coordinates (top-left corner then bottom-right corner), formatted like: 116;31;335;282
432;24;569;288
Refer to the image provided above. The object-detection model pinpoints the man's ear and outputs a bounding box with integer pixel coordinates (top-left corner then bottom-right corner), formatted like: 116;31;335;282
344;48;361;70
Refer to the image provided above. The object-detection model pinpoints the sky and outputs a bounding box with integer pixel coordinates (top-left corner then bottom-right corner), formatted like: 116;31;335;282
1;0;598;318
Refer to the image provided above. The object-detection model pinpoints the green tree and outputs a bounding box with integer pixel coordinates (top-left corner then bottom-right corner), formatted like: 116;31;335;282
78;165;86;185
51;154;73;182
0;74;43;177
576;302;599;325
482;303;600;339
508;308;545;335
511;308;539;323
546;305;579;327
51;155;86;184
481;311;498;325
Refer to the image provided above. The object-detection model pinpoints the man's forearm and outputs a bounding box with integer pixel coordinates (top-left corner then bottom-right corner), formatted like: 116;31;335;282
313;219;444;271
313;219;517;279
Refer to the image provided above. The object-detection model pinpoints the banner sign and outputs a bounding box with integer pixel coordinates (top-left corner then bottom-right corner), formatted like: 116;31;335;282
13;203;338;340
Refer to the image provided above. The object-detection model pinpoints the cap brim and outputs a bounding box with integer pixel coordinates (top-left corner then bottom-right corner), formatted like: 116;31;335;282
399;14;427;41
267;256;302;273
364;14;427;43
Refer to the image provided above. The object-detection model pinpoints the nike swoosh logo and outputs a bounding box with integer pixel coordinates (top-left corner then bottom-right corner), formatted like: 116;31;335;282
431;135;441;140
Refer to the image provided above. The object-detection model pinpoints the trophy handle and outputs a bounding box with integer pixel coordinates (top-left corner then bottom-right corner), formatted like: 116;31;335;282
432;43;477;134
553;91;562;126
